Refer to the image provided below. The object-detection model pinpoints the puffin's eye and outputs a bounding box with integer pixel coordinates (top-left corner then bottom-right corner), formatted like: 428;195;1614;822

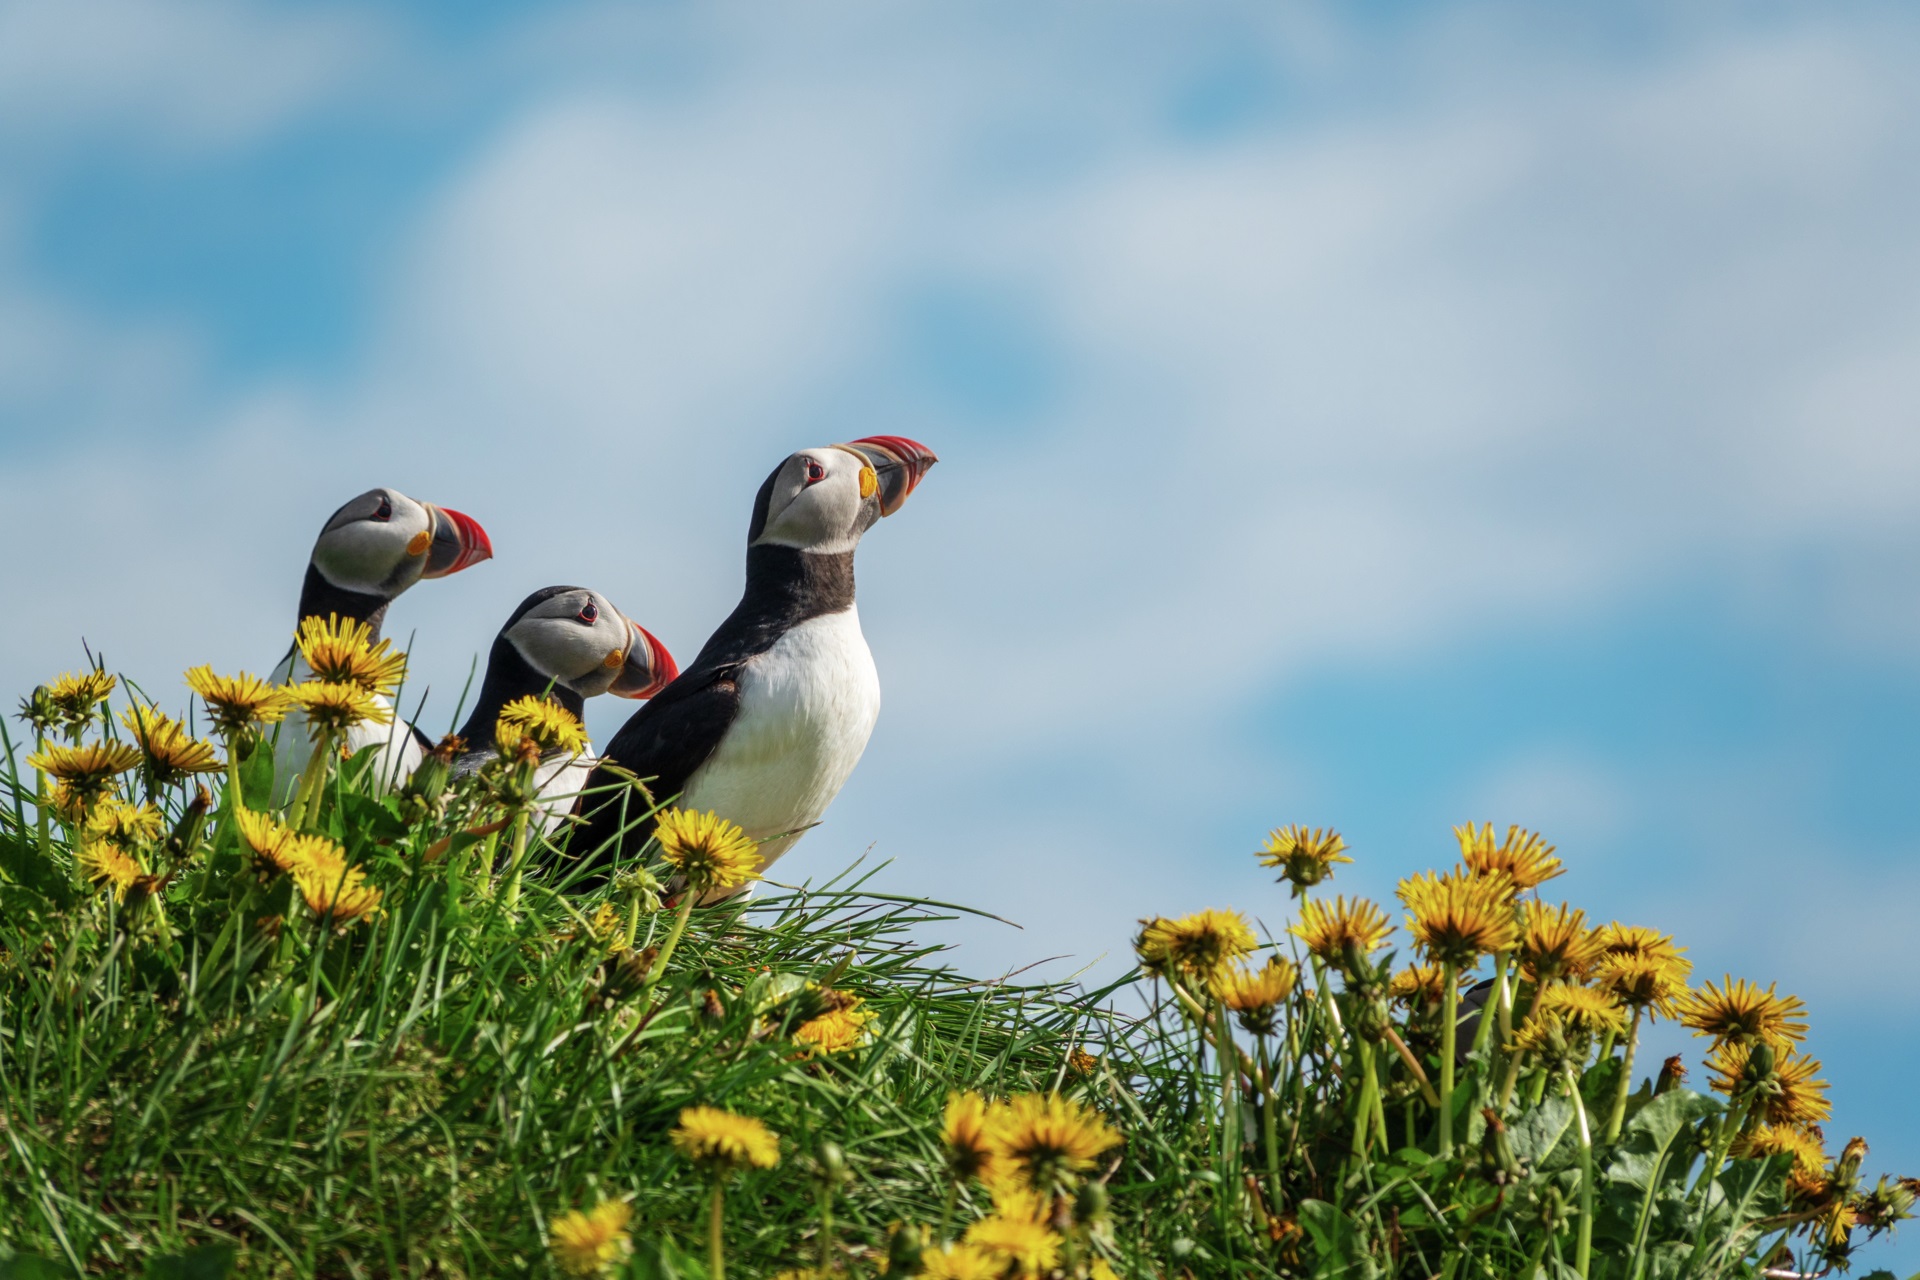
804;459;827;484
373;495;393;522
576;602;599;625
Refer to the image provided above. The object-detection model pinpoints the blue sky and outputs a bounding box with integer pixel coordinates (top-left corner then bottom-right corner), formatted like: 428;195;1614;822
3;1;1920;1265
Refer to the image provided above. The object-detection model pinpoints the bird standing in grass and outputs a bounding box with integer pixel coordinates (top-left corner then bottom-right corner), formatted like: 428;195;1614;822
573;436;937;893
270;487;492;798
451;585;676;832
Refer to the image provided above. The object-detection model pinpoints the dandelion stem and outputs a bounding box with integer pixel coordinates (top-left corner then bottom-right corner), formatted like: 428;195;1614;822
1605;1006;1644;1142
1566;1063;1595;1279
1473;952;1507;1057
291;730;333;829
1439;959;1459;1157
500;808;531;910
1215;996;1240;1173
1258;1035;1283;1213
640;893;697;1006
1383;1026;1442;1108
708;1179;727;1280
937;1178;958;1245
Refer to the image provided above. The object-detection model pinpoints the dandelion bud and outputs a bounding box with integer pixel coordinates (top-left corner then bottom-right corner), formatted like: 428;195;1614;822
813;1141;849;1189
1351;993;1390;1045
1655;1055;1688;1095
880;1223;926;1279
163;787;211;864
18;685;58;735
1835;1136;1869;1190
612;865;665;916
1478;1108;1523;1184
1074;1178;1110;1227
1854;1175;1916;1236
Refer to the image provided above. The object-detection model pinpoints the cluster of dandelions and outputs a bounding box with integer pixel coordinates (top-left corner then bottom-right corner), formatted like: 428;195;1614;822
923;1090;1123;1280
545;1092;1128;1280
12;619;615;944
1127;819;1912;1276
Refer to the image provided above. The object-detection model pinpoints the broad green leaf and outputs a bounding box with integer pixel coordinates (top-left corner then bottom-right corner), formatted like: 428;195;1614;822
1508;1095;1574;1169
1606;1090;1718;1193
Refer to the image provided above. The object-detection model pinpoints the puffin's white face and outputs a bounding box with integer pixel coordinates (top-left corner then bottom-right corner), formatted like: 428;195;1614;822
310;487;492;598
504;587;677;700
750;437;939;553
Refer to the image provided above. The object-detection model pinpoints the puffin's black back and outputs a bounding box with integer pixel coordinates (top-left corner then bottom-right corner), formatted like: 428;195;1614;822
567;543;856;870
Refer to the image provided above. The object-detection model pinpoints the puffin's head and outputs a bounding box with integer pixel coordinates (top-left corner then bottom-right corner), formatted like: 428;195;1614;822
499;586;677;700
748;435;938;553
310;488;493;599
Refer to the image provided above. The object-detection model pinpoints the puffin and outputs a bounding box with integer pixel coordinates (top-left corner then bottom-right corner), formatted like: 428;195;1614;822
571;436;937;895
451;586;677;832
270;487;493;799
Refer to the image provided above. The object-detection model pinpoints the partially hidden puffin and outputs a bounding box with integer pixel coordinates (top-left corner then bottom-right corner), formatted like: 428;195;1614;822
271;487;493;799
451;586;676;832
572;436;937;895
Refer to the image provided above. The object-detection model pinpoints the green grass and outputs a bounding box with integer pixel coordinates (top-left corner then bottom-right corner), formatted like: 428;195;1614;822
0;681;1911;1279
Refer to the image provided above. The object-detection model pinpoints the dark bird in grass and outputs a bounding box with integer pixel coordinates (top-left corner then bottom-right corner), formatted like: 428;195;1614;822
571;436;938;894
451;586;676;831
270;487;492;798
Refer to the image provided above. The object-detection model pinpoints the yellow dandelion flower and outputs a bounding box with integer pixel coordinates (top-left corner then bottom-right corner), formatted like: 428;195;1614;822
1595;923;1686;966
1734;1123;1827;1182
78;842;145;902
963;1216;1060;1279
987;1092;1121;1194
671;1106;780;1174
494;695;589;758
121;705;223;783
943;1090;1001;1182
1258;825;1351;894
653;807;763;897
1213;955;1297;1035
1508;1012;1570;1059
234;807;298;868
1594;952;1692;1020
1456;822;1563;892
1288;895;1392;968
1397;868;1518;966
1531;983;1629;1039
1707;1041;1831;1127
1135;908;1258;989
1090;1261;1122;1280
1388;963;1460;1008
1516;902;1606;983
979;1176;1052;1224
292;851;383;924
793;997;877;1057
296;614;407;697
285;681;390;734
83;797;164;846
185;666;293;733
921;1244;1003;1280
31;669;119;734
548;1199;633;1278
27;741;141;796
1680;977;1809;1049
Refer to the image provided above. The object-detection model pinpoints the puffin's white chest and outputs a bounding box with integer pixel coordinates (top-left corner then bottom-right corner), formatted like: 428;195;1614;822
268;651;423;799
681;607;881;866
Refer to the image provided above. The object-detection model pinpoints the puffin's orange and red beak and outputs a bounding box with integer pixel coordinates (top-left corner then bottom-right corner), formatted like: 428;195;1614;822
422;505;494;578
842;435;938;516
609;620;678;699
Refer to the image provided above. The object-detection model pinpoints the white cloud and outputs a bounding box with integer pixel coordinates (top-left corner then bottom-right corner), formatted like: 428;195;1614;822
0;0;388;154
